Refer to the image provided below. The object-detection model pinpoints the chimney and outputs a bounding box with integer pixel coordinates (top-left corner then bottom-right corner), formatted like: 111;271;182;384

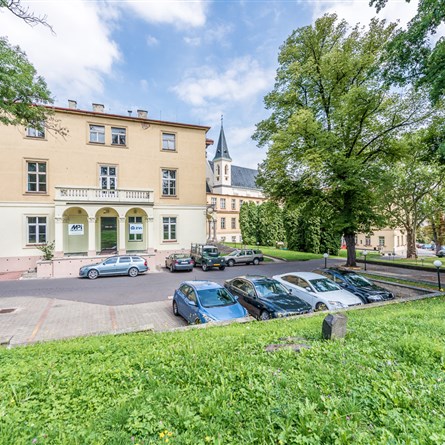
137;109;148;119
128;110;132;117
68;100;77;109
92;103;104;113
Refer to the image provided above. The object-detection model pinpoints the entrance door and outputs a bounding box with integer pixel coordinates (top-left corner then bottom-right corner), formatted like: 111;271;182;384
101;217;117;252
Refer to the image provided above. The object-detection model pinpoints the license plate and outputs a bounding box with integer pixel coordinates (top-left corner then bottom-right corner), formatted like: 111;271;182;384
214;264;220;267
180;261;188;264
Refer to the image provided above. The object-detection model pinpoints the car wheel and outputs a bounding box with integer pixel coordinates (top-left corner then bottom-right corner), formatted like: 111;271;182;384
259;311;271;321
253;258;260;265
315;302;328;311
170;265;174;273
193;317;201;325
202;263;208;272
227;259;235;267
87;269;99;280
172;300;179;316
219;266;226;271
128;267;139;278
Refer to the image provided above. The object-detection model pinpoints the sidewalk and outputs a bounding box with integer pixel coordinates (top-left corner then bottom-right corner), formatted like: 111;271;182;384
0;296;186;347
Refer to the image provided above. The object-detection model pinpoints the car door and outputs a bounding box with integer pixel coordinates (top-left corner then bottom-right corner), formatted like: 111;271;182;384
281;275;316;307
184;287;200;324
242;281;262;318
227;279;249;310
98;257;118;275
116;256;131;274
175;284;190;317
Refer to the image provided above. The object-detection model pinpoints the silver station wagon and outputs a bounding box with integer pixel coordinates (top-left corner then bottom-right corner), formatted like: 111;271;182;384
79;255;149;279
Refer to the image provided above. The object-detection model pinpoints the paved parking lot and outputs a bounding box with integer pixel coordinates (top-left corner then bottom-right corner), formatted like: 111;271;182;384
0;257;441;347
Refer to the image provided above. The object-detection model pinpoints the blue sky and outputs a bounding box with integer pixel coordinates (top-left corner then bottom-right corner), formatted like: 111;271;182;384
1;0;419;168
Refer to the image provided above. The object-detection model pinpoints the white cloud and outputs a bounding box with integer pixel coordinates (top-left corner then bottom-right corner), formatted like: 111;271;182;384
146;35;159;46
171;57;274;106
184;36;202;46
0;0;120;101
311;0;418;29
125;0;207;28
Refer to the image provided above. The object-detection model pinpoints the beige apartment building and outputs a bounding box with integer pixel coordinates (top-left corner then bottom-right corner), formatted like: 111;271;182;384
206;123;266;243
354;228;407;255
1;101;210;275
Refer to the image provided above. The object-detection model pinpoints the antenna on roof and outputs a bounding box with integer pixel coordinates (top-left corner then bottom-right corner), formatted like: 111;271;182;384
221;114;224;127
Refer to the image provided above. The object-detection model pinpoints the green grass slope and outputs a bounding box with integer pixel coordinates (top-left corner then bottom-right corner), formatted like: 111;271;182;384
1;297;445;444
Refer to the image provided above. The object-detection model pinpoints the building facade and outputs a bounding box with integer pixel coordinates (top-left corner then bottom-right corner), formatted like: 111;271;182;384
354;228;408;255
1;102;210;273
206;123;265;243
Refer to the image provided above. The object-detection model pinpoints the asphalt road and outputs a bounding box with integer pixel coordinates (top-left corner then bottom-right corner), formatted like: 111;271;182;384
0;258;344;306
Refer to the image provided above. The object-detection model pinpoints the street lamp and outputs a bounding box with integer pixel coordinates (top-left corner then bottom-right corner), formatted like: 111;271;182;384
323;253;329;268
434;260;442;291
362;250;368;271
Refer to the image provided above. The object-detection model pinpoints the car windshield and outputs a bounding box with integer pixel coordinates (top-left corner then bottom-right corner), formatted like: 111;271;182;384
204;248;219;257
254;279;288;298
309;278;340;292
174;254;189;259
198;288;236;307
344;273;372;287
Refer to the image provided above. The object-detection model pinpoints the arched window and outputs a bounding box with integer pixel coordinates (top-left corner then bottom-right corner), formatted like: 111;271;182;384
224;165;229;175
216;165;220;175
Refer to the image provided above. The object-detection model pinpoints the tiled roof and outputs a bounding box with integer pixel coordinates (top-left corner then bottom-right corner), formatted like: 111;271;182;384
208;161;259;190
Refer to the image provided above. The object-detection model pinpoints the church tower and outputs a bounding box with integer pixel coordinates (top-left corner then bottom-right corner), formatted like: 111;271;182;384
213;116;232;189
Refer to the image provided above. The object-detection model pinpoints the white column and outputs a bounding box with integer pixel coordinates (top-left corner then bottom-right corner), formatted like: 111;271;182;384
88;217;96;256
54;217;64;257
147;216;154;250
118;217;126;255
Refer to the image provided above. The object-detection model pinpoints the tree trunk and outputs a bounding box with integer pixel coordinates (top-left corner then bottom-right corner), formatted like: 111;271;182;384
406;227;417;259
344;232;357;267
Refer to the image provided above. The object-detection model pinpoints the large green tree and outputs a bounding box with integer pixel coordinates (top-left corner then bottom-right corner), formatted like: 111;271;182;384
370;0;445;103
0;1;54;130
380;132;445;258
254;14;436;267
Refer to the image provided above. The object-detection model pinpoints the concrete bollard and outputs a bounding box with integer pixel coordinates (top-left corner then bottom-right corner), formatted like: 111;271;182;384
322;313;348;340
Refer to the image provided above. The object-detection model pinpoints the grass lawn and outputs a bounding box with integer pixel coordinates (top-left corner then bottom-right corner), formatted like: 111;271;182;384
2;297;445;444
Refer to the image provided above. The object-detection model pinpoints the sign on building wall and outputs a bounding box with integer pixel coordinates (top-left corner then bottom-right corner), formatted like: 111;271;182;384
68;224;84;235
129;223;143;234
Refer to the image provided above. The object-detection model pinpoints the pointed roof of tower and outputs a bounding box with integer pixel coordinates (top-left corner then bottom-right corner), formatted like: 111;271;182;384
213;116;232;161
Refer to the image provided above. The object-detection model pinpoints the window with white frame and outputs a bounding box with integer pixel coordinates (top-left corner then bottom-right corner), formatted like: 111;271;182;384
27;216;47;244
240;200;244;207
89;125;105;143
162;133;176;151
26;125;45;138
221;217;226;229
232;236;236;242
111;127;126;145
27;161;47;193
379;236;385;247
128;216;143;241
365;236;371;246
231;218;236;229
211;197;217;207
220;198;226;209
162;169;176;196
231;199;236;210
163;217;177;241
100;165;117;190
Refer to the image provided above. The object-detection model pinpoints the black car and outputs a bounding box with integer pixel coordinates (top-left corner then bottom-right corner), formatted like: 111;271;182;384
224;275;312;320
313;268;395;304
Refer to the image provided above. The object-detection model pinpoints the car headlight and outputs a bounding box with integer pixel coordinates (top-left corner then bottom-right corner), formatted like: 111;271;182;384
201;313;216;323
328;301;347;309
367;294;383;302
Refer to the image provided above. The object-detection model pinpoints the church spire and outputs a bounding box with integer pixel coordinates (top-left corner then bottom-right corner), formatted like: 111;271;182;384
213;115;232;161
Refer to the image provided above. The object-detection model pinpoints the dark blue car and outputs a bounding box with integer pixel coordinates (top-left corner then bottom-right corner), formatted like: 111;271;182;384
173;281;248;324
224;275;313;320
314;268;395;304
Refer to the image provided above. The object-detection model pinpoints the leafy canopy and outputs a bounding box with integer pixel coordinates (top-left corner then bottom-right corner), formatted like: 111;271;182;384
254;14;437;266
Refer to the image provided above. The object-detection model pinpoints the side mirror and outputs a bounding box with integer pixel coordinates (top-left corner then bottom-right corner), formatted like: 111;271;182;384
189;300;197;306
305;287;312;292
288;288;293;294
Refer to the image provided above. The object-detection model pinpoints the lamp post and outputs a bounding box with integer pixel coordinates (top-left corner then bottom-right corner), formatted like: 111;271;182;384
323;253;329;268
434;260;442;291
362;250;368;271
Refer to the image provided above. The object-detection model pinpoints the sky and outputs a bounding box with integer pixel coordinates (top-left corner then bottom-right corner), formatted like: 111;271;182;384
0;0;420;169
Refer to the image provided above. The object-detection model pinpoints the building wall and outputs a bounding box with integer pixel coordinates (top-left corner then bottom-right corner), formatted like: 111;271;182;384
0;107;209;272
207;192;266;242
355;228;407;254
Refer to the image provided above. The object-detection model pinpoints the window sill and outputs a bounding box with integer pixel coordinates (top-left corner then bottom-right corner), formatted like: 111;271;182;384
25;136;47;141
161;149;177;153
24;192;49;196
161;195;178;199
162;240;178;243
